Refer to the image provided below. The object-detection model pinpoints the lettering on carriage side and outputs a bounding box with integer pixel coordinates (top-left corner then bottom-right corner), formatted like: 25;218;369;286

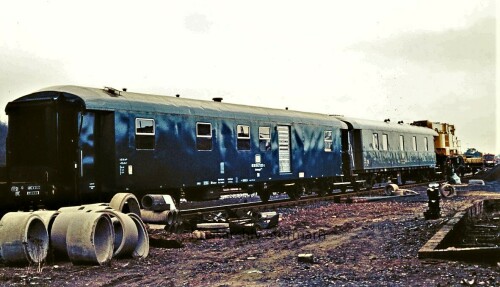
89;183;96;190
26;184;41;196
252;154;266;169
119;158;128;175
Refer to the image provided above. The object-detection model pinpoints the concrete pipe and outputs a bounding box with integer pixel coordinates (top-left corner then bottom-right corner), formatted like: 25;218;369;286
0;212;49;265
171;209;180;224
140;209;174;225
32;210;60;232
141;194;176;211
439;184;456;197
127;213;149;259
98;210;138;258
58;206;85;212
109;193;141;217
81;204;114;212
384;184;399;196
66;212;114;265
50;211;90;256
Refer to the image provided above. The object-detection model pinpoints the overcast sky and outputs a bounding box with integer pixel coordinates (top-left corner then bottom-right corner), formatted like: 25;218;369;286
0;1;497;153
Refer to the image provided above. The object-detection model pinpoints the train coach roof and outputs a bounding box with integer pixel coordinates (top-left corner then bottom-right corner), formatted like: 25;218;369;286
9;85;348;128
335;116;438;136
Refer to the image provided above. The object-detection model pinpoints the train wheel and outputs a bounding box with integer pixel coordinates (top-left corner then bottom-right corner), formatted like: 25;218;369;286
258;190;271;203
317;182;328;197
364;180;373;191
286;184;302;200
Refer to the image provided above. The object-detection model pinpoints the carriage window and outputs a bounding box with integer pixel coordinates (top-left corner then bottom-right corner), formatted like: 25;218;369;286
399;135;405;151
135;118;155;150
259;127;271;151
237;125;250;150
424;137;429;151
381;134;388;151
196;122;212;151
412;136;417;151
324;131;333;152
372;133;379;150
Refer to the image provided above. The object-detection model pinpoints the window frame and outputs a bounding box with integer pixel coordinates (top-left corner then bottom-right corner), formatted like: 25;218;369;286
324;130;333;152
258;126;271;152
381;134;388;151
135;118;156;150
135;118;155;136
424;137;429;151
372;133;379;150
237;124;251;151
399;135;405;151
196;122;213;151
412;136;417;151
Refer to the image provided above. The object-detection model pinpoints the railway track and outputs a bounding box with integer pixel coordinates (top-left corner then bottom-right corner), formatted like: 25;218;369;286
179;181;434;219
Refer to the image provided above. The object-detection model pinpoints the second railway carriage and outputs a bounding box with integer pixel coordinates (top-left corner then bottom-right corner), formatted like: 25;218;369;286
336;117;438;185
4;86;347;208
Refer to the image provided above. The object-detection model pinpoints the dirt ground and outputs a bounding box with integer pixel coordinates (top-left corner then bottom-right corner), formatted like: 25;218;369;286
0;183;499;287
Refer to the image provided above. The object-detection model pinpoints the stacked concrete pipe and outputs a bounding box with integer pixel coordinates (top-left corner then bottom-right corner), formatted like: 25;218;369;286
141;194;180;231
0;212;49;265
128;213;150;259
109;193;141;217
32;210;60;231
65;212;114;265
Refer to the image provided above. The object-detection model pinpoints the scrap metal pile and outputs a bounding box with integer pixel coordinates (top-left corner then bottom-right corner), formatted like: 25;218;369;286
188;210;281;239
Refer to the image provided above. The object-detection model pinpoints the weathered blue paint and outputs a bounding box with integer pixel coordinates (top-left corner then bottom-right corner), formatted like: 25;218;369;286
336;116;437;173
5;85;439;207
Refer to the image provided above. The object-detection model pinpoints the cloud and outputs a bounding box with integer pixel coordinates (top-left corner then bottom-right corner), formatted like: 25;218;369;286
349;17;497;153
184;13;213;34
351;17;495;72
0;49;70;121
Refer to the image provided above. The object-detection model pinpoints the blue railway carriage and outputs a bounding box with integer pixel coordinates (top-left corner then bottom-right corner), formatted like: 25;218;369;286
4;86;347;208
336;117;438;186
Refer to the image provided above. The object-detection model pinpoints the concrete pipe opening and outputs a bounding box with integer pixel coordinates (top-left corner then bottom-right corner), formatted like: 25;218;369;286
171;210;179;224
100;210;138;258
141;194;176;211
128;213;149;259
0;212;49;265
384;184;399;196
50;211;84;257
66;212;114;265
109;193;141;217
32;210;60;233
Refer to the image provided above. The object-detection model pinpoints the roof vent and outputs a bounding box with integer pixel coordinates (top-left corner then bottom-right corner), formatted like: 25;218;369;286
212;97;223;102
398;120;404;124
176;94;180;98
122;88;127;92
104;87;121;97
384;118;390;123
